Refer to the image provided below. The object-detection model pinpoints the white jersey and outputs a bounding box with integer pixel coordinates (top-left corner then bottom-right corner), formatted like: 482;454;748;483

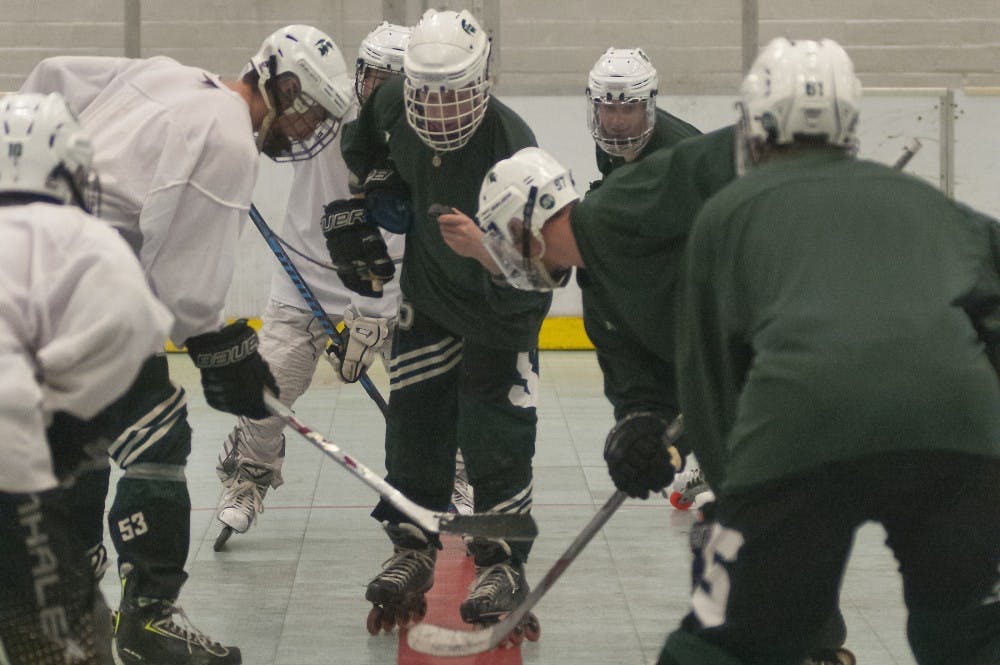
0;203;173;493
271;108;404;320
21;56;259;344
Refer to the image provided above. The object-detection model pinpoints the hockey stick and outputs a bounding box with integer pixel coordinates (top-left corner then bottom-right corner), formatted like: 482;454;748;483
892;137;922;170
263;392;538;541
248;203;388;418
407;415;685;656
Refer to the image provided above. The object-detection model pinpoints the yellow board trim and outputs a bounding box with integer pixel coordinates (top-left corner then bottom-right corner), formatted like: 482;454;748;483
165;316;594;352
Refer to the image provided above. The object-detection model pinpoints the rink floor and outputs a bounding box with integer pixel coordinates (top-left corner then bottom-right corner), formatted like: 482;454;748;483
99;352;918;665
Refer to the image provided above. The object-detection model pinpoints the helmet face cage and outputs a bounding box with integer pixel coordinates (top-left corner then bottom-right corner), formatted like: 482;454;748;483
739;37;861;162
250;25;354;162
354;62;402;105
0;92;101;212
404;78;491;152
586;47;659;157
587;97;656;157
260;69;341;162
403;9;492;152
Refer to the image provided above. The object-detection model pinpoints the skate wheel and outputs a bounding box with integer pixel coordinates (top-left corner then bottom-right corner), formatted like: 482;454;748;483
366;607;382;635
213;526;234;551
522;613;541;642
669;491;693;510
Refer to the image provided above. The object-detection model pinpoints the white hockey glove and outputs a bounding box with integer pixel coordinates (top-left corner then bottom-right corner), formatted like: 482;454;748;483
325;306;393;383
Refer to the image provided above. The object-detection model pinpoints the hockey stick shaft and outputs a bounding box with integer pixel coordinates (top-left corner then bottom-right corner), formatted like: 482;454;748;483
892;137;922;170
407;415;685;656
248;203;388;417
264;393;537;540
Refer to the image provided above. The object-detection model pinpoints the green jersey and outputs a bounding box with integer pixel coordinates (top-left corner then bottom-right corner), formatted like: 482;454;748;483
579;110;703;423
681;150;1000;495
571;127;736;456
341;77;549;350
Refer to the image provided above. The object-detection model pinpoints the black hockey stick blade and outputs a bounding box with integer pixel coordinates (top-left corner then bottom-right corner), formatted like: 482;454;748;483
436;512;538;541
213;526;234;552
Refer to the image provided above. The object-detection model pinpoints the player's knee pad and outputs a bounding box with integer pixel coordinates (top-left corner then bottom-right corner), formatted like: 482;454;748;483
107;383;191;470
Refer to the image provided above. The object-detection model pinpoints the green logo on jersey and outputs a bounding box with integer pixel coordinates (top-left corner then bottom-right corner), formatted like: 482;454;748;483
539;193;555;209
315;39;333;56
461;19;477;36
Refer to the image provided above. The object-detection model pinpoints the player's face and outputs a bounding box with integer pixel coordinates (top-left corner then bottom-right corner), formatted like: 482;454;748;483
273;102;329;140
596;100;648;138
419;87;478;136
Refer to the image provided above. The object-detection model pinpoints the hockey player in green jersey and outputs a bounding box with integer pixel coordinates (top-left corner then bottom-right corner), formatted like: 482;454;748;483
437;119;860;665
660;38;1000;665
580;46;709;508
329;8;547;637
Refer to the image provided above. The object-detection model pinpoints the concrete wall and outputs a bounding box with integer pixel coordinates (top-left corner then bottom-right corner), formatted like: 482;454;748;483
2;2;998;93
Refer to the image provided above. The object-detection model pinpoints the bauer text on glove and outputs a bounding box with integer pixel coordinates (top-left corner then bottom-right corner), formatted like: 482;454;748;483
322;198;395;298
185;320;279;419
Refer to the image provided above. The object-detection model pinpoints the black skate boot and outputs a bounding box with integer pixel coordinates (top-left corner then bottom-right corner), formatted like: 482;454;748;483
114;568;241;664
460;539;540;645
365;523;438;634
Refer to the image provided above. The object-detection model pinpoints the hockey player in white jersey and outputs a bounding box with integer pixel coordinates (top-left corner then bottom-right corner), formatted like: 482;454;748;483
0;92;173;665
212;22;413;547
20;25;354;665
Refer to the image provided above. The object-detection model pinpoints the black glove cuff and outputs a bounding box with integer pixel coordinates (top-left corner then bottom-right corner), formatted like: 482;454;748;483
185;320;258;369
603;411;668;461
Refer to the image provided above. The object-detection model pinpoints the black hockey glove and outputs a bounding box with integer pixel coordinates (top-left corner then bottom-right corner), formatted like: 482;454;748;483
322;198;395;298
603;411;683;500
185;320;279;419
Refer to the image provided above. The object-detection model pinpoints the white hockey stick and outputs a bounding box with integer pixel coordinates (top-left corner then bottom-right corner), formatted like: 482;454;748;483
264;393;538;541
407;415;684;656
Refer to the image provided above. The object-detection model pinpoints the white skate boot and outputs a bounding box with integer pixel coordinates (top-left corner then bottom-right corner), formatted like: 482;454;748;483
449;449;474;516
214;462;272;551
666;465;712;510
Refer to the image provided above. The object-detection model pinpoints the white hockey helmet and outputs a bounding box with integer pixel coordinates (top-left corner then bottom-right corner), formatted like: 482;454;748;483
739;38;861;154
247;25;355;161
403;9;492;152
586;47;659;157
356;22;412;105
0;92;99;212
476;147;580;291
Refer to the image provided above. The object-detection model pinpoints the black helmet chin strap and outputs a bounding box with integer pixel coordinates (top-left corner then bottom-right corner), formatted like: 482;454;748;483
521;185;538;265
52;162;93;214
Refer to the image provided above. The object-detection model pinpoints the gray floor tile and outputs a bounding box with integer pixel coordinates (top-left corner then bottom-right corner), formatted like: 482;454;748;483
88;352;923;665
